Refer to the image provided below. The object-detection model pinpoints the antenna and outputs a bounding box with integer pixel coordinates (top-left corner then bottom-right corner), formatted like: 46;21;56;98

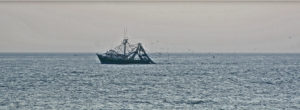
124;27;128;39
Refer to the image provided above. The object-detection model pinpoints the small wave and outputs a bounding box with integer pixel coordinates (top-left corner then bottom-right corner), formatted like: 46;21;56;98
186;100;205;105
70;71;84;74
164;99;215;105
89;74;103;78
264;81;273;85
225;62;238;65
228;72;238;75
243;69;251;73
186;99;216;105
250;81;274;85
133;101;152;104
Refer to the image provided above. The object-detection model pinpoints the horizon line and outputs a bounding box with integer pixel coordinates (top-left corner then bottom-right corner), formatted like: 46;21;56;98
1;52;300;54
1;0;300;3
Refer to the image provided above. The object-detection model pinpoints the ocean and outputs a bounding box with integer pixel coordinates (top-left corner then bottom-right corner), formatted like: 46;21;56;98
0;53;299;109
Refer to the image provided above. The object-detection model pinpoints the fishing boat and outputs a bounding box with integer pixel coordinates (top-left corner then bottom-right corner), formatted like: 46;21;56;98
96;30;155;64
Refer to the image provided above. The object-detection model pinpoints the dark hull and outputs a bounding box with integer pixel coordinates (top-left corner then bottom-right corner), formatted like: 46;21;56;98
96;54;154;64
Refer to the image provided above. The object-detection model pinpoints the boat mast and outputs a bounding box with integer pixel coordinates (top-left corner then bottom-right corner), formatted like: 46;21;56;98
123;27;128;55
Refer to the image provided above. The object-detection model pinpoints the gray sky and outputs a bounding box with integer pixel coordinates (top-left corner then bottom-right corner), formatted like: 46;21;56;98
0;1;300;53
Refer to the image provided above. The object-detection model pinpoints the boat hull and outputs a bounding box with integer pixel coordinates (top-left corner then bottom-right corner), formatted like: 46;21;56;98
96;54;154;64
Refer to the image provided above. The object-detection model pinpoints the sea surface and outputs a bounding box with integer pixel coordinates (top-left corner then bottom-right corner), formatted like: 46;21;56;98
0;53;299;109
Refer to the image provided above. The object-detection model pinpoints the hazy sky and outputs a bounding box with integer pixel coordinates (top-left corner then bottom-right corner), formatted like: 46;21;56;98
0;1;300;53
